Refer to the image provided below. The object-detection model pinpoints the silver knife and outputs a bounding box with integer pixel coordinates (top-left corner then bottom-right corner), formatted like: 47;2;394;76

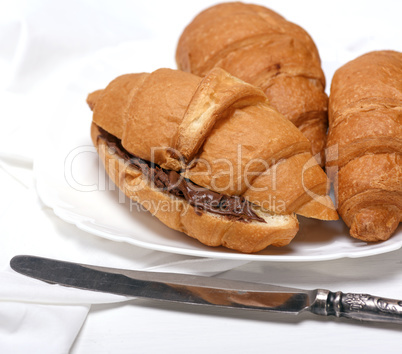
10;255;402;324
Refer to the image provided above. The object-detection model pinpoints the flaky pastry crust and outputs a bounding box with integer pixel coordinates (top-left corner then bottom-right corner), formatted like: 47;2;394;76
327;50;402;241
176;2;328;162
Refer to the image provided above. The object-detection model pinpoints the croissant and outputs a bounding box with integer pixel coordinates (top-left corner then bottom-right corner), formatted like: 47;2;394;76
326;50;402;242
87;67;337;253
176;2;328;163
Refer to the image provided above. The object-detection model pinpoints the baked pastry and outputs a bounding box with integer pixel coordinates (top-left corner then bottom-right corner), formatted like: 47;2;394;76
326;50;402;242
176;2;328;163
87;67;337;253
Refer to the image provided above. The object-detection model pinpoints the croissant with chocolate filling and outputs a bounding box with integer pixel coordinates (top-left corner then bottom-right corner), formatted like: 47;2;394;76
87;67;337;253
176;2;328;163
327;50;402;242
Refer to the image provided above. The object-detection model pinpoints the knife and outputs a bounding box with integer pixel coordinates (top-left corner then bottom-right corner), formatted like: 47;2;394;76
10;255;402;324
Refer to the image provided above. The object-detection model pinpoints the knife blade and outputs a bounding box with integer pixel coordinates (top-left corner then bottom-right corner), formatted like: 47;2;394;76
10;255;402;324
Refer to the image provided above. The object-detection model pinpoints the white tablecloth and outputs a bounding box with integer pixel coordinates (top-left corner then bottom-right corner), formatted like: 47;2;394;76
1;1;402;353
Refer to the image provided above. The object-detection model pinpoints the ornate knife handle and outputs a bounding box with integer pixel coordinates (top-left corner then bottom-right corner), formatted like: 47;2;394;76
311;289;402;323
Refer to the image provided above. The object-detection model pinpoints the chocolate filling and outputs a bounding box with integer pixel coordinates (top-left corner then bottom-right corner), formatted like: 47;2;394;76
97;127;265;223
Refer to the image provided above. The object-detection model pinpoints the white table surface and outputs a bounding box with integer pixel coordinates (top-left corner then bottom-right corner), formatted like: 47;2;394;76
1;1;402;353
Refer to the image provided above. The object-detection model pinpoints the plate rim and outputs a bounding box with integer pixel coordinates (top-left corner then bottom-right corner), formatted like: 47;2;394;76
35;170;402;262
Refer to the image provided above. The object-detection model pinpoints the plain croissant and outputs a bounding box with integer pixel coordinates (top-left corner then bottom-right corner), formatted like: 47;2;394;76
326;50;402;242
87;67;337;253
176;2;328;163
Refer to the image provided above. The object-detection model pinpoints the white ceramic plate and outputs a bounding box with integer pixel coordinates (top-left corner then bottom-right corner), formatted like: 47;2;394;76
34;41;402;262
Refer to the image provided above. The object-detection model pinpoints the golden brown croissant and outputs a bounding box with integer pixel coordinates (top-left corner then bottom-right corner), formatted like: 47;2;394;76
326;50;402;242
87;67;337;253
176;2;328;163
